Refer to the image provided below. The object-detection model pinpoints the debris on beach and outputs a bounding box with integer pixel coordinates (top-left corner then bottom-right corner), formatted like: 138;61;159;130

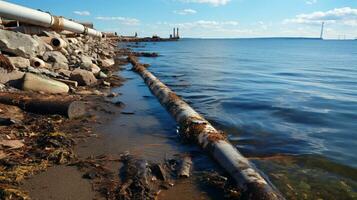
0;11;129;197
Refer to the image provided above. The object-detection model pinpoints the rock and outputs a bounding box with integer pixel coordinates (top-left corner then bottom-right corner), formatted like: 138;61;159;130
42;31;61;38
52;62;69;70
7;56;30;69
91;64;101;74
103;81;110;87
93;90;103;96
107;92;118;98
54;78;78;87
70;68;97;86
80;55;93;69
60;48;69;56
22;73;69;94
0;68;25;84
0;150;6;160
98;71;108;79
27;67;59;78
0;139;24;149
100;58;115;67
33;35;53;51
0;29;46;58
57;69;72;77
43;51;68;63
0;54;15;71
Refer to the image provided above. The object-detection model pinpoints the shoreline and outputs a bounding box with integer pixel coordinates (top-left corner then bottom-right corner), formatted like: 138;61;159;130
0;25;236;199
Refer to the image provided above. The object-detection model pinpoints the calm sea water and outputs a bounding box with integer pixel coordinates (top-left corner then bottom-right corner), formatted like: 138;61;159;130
125;39;357;197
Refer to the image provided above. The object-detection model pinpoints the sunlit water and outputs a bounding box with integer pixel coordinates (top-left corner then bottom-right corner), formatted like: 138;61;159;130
124;39;357;198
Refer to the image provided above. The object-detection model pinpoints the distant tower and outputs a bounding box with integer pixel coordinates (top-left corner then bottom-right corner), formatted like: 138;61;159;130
320;22;325;39
173;28;176;38
177;27;179;38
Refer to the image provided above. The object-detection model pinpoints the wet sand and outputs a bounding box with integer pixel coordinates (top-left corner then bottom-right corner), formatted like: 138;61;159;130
21;63;224;199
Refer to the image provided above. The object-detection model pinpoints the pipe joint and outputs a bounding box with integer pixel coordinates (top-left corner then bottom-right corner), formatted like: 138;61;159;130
83;26;89;35
51;16;64;31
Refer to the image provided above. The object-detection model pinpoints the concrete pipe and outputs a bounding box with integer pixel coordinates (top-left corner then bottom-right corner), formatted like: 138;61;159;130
128;56;285;200
30;57;45;68
74;50;83;56
50;37;67;50
0;0;102;37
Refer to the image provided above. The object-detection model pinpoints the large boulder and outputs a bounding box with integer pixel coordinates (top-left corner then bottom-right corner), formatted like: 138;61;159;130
7;57;30;69
0;29;46;58
22;73;69;94
70;68;97;86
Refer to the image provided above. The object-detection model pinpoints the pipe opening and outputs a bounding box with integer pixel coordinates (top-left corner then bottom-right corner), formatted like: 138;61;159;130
33;61;41;67
51;38;61;47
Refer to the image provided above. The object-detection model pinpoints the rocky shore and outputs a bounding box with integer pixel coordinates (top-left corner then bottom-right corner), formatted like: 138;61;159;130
0;26;129;199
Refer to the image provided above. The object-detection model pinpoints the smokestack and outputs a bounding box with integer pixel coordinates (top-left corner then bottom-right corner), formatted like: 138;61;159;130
320;22;324;39
177;27;179;38
173;28;176;38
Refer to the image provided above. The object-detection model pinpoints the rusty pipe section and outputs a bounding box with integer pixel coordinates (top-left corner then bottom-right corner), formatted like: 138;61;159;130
128;56;284;200
0;0;102;37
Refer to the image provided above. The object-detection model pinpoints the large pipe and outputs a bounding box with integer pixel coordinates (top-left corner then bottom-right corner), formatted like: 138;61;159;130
128;56;284;200
0;1;102;37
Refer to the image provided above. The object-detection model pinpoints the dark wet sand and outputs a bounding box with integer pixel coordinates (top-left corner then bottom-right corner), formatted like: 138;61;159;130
21;64;223;199
22;166;95;200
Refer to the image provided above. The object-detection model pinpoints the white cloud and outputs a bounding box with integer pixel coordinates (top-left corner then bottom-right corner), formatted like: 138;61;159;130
284;7;357;26
73;11;90;16
170;20;239;29
306;0;317;5
180;0;231;6
96;16;140;25
174;8;197;15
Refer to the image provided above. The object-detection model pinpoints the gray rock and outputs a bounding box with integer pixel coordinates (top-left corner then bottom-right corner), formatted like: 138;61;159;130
27;66;40;74
43;51;68;63
81;56;92;63
80;55;92;69
33;35;53;51
22;73;69;94
70;68;97;86
27;66;59;78
52;62;69;70
7;57;30;69
37;68;59;78
0;29;46;58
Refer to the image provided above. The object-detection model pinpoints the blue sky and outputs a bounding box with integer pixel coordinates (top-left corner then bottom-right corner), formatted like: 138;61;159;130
6;0;357;39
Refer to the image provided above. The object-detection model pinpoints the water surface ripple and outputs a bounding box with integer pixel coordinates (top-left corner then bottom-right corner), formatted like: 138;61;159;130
135;39;357;169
